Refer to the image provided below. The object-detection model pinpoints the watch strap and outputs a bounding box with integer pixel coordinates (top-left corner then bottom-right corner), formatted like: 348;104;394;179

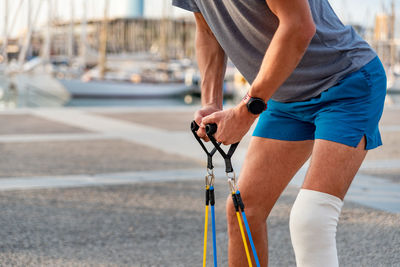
242;92;267;110
242;92;251;104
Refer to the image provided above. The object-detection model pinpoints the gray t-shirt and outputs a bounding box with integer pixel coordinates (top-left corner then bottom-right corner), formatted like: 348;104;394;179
173;0;377;102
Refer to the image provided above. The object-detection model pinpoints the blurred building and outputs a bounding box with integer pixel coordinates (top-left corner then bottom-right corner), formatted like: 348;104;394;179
370;2;398;71
6;0;195;66
126;0;145;17
109;0;145;18
374;14;390;41
49;17;196;65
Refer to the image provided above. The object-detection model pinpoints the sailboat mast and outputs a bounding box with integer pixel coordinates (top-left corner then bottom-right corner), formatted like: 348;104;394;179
3;0;25;65
160;0;169;61
43;0;52;63
2;0;9;65
80;0;88;69
8;0;25;44
27;0;32;59
390;0;396;69
18;0;43;69
99;0;109;80
68;0;75;64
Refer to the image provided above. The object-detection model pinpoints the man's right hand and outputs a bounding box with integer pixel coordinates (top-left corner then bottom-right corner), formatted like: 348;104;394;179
194;105;221;142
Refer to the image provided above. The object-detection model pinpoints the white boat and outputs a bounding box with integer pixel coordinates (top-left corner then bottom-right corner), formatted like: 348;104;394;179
14;71;71;107
58;79;192;99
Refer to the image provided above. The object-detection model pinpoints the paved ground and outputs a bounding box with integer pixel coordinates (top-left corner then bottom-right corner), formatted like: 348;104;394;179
95;111;195;132
0;139;201;177
94;107;400;184
0;114;91;135
0;106;398;266
0;180;398;267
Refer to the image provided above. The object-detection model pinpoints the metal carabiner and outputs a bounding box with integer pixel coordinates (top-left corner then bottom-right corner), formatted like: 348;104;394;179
227;171;237;193
205;168;215;187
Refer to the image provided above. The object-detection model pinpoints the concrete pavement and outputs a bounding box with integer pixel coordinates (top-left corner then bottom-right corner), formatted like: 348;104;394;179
0;106;398;266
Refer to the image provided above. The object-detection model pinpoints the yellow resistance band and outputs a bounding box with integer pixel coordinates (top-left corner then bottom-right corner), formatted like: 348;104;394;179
203;205;209;267
203;185;210;267
236;211;253;267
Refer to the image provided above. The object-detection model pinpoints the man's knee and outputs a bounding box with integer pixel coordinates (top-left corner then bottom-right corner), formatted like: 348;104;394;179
289;189;343;267
226;195;236;220
226;194;267;230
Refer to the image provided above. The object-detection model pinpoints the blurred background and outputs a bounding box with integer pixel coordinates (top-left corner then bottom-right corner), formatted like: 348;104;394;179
0;0;399;107
0;1;398;266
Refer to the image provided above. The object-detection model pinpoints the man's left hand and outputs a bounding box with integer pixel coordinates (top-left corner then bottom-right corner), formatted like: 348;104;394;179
201;102;258;145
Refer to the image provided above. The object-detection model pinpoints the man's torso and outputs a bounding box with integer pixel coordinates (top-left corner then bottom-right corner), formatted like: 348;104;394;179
173;0;377;102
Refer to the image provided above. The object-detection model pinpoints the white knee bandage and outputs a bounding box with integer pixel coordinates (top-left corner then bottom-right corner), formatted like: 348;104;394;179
289;189;343;267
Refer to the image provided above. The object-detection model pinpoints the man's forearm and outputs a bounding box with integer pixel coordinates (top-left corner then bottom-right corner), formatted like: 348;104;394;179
195;14;227;109
250;24;315;101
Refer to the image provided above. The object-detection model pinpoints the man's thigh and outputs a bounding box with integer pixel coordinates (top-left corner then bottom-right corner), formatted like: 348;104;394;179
237;137;313;218
302;137;368;200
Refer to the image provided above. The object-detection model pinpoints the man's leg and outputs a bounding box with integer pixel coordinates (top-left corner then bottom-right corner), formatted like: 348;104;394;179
290;137;367;267
304;138;367;199
227;137;314;267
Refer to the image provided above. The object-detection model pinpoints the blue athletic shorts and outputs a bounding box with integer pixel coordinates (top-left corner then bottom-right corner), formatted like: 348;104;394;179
253;56;387;150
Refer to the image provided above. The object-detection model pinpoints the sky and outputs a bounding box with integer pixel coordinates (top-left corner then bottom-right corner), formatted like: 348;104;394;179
0;0;398;38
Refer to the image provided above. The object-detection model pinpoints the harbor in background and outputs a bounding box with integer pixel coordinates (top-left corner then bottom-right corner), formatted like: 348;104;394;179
0;0;399;109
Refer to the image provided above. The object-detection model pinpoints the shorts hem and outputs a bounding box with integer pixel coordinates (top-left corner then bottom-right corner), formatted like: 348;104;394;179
315;133;382;150
252;133;314;142
252;133;383;150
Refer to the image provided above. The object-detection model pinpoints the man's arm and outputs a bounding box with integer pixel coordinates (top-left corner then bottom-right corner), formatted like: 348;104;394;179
194;13;227;109
193;13;227;139
249;0;316;101
202;0;316;145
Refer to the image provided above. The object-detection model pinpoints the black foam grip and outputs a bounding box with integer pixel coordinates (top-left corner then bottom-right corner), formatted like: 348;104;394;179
209;188;215;206
206;123;217;135
232;194;239;212
236;193;245;211
205;188;210;205
191;120;199;132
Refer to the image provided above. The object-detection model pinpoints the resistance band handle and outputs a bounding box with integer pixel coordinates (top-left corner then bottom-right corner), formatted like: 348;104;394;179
205;123;240;173
191;120;200;132
205;123;218;136
191;121;217;170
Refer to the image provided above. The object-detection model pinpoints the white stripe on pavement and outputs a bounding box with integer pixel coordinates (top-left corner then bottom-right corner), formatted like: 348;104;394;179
0;167;398;213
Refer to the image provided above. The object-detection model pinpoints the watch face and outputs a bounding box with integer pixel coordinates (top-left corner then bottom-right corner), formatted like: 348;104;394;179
247;98;266;114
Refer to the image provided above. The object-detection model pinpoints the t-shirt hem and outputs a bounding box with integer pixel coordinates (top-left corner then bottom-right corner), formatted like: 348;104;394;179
272;53;378;103
172;0;200;13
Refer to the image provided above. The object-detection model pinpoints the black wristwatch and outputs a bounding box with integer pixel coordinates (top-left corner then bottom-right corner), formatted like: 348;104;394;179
242;93;267;115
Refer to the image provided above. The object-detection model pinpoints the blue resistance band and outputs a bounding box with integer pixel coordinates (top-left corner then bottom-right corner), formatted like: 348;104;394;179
210;186;218;267
238;190;261;267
